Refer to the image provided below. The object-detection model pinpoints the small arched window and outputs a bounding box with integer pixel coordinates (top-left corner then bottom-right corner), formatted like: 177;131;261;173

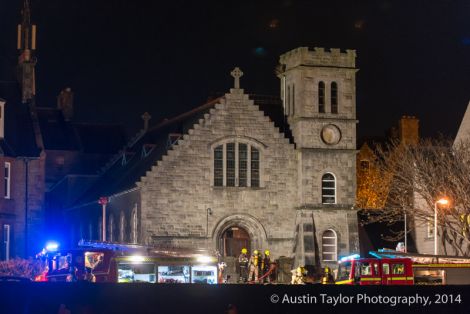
287;85;291;115
292;84;295;116
119;211;126;243
321;173;336;204
318;81;325;113
131;206;138;244
322;229;337;261
331;82;338;114
108;214;114;242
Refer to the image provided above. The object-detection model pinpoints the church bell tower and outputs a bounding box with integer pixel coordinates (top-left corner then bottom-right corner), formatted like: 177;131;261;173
278;47;359;267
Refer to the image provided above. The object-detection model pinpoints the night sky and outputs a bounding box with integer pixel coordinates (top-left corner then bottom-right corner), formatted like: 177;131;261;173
0;0;469;139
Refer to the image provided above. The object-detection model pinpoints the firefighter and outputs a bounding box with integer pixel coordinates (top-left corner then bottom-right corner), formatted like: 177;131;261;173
237;248;249;283
291;266;307;285
320;266;335;284
261;250;271;283
248;249;260;282
84;267;96;283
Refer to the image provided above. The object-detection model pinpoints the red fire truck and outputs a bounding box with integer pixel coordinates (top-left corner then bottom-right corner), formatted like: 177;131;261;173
35;241;219;284
335;251;470;285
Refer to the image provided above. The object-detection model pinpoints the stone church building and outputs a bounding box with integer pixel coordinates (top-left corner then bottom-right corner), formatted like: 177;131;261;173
68;47;359;269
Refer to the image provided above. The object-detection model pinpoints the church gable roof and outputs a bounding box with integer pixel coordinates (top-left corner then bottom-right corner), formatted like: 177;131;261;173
71;89;292;207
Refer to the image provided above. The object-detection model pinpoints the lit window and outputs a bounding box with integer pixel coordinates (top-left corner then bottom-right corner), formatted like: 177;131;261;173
331;82;338;114
318;81;325;113
321;173;336;204
322;229;337;261
4;162;11;199
213;142;261;188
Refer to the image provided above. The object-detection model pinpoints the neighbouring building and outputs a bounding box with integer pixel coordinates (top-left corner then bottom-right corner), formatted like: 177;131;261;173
68;47;360;273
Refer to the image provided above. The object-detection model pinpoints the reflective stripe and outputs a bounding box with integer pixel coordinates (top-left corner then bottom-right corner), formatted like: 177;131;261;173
389;277;414;281
335;279;353;285
360;277;381;281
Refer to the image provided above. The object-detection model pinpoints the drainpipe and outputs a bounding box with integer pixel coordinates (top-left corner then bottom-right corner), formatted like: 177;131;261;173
206;208;212;237
17;157;31;257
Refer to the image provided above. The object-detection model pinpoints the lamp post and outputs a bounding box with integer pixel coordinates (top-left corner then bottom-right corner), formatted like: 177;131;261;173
98;197;109;241
434;198;449;255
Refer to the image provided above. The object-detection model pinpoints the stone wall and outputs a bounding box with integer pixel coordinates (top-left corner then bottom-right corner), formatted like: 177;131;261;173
139;89;299;259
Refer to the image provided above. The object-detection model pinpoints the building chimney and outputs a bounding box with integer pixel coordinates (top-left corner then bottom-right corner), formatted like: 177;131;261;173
398;115;419;145
57;87;74;121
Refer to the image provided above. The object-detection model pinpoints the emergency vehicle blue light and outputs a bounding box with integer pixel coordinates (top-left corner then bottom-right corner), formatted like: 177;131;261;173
45;241;59;252
339;254;360;262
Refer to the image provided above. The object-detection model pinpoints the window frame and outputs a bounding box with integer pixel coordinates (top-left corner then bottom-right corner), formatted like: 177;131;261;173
321;229;338;262
318;81;325;113
331;81;338;114
321;172;337;204
211;139;264;188
4;162;11;199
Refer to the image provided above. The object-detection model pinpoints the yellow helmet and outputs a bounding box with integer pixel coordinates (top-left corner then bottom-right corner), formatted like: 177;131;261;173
253;250;259;255
264;250;270;256
241;248;248;254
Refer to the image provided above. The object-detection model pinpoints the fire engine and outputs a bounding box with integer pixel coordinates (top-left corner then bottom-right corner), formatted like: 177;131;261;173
335;250;470;285
35;240;219;284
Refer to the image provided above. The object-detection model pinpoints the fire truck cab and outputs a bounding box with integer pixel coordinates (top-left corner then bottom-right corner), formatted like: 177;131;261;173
335;256;414;285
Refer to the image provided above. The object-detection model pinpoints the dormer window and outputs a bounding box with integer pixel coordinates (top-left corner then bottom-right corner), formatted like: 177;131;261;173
213;141;261;188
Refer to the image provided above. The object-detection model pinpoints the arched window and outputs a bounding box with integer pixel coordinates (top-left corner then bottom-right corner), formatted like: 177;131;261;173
119;211;126;243
131;206;138;244
318;81;325;113
292;84;295;116
331;82;338;114
213;142;261;188
108;214;114;242
321;173;336;204
287;85;291;115
322;229;337;261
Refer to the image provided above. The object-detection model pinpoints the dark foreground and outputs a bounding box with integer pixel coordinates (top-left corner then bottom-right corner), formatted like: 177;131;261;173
0;283;469;314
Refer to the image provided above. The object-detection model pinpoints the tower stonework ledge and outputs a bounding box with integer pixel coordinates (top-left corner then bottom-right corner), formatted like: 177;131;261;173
278;47;359;267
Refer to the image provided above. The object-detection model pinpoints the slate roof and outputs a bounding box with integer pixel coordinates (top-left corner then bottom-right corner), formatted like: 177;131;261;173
73;94;291;205
36;108;127;154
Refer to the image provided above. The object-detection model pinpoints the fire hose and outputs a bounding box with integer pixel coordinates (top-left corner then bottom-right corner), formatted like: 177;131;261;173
247;263;277;284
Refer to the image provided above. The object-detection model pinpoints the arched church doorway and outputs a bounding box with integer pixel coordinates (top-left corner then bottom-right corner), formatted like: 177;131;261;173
219;226;250;257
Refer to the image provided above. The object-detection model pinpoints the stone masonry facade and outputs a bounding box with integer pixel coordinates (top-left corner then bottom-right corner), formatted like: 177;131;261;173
136;47;360;268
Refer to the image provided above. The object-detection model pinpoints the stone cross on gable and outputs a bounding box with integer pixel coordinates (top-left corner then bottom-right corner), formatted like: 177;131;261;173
141;112;151;130
231;67;243;89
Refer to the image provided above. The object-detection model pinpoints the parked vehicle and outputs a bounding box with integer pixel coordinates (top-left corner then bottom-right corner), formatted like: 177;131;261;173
35;240;219;284
335;251;470;285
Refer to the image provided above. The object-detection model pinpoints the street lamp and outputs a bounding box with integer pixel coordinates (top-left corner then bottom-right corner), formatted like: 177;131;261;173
434;198;449;255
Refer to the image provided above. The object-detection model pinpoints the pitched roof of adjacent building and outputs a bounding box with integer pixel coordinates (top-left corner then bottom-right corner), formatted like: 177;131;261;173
454;101;470;146
72;93;291;206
